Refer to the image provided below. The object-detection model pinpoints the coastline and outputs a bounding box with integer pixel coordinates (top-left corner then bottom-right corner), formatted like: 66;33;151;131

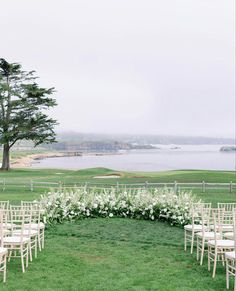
11;151;122;168
7;145;236;170
11;152;65;168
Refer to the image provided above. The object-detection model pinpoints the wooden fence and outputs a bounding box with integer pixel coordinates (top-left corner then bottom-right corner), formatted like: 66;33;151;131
0;179;235;193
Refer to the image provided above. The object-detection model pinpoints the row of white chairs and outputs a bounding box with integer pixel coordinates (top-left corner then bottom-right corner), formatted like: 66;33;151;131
184;202;236;290
0;201;45;283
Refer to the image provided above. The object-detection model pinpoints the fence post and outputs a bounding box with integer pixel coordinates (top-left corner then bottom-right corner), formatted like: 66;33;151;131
230;181;232;193
145;181;148;189
30;180;33;192
174;181;178;194
116;182;119;192
202;181;205;193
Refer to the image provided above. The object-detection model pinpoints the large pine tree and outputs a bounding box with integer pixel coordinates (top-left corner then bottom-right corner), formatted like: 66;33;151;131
0;58;58;170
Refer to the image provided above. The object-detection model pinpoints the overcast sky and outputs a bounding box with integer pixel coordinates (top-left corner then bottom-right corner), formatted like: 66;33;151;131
0;0;235;138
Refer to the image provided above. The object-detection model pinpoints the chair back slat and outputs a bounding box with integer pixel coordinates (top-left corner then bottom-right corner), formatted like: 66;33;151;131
212;208;226;239
9;205;32;242
21;201;41;224
0;210;7;248
0;201;9;210
233;209;236;250
218;203;236;212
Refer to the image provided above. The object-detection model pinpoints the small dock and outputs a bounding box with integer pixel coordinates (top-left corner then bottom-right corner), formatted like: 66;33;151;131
59;151;82;157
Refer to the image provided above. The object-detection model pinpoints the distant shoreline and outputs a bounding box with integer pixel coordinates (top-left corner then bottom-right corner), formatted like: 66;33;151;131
11;151;123;168
8;144;236;170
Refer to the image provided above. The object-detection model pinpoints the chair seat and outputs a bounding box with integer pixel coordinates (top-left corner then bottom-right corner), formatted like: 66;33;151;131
24;223;45;230
3;223;16;229
222;225;234;232
224;232;234;239
210;224;234;232
0;247;8;255
225;251;236;260
208;239;235;248
3;229;11;235
184;224;207;231
196;232;221;239
12;229;38;237
3;236;30;245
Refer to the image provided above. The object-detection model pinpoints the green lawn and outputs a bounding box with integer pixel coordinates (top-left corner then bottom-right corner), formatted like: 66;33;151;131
0;168;235;204
0;168;235;290
0;167;235;183
2;219;233;290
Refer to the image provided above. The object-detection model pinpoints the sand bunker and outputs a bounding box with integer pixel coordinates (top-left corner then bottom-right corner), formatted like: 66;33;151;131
93;175;120;179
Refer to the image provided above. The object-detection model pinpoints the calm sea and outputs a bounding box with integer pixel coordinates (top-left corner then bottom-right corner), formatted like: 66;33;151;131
30;145;236;171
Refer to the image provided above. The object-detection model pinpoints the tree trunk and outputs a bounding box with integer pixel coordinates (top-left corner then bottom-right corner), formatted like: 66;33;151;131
1;143;10;171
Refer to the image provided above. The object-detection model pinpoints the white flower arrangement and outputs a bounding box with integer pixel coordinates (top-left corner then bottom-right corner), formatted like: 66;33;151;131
40;187;200;226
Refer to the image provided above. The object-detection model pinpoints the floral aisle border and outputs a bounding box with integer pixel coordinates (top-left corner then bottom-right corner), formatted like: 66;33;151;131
40;187;200;227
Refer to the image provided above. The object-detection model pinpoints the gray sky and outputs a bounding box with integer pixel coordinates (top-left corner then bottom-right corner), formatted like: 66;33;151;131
0;0;235;138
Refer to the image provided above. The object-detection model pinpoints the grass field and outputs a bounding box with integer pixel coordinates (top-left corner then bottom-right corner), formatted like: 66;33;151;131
0;168;235;204
0;168;235;290
1;218;233;291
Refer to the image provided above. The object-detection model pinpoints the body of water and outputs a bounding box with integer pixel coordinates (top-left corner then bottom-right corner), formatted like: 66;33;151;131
30;145;236;171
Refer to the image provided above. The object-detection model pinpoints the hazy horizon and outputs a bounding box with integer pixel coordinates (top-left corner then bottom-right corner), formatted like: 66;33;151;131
56;130;235;140
1;0;235;138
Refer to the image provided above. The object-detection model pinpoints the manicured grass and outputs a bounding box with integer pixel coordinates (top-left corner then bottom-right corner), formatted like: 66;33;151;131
0;168;235;183
0;168;235;289
0;168;235;204
1;218;233;290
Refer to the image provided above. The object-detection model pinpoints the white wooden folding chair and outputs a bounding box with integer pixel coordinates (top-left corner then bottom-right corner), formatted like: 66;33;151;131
225;209;236;290
0;201;12;231
21;201;45;251
12;205;38;261
184;203;211;254
2;206;30;273
196;206;220;265
208;209;235;278
0;210;8;283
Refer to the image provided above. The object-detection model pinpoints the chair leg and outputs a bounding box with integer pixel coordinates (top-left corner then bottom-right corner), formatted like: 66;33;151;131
200;238;205;265
26;244;29;268
8;246;13;262
35;237;37;258
234;273;236;291
184;230;187;251
3;255;6;283
42;229;45;249
212;249;217;278
38;231;41;252
20;247;25;273
190;231;194;254
29;241;33;262
222;256;225;267
208;246;211;271
226;260;229;289
196;236;199;261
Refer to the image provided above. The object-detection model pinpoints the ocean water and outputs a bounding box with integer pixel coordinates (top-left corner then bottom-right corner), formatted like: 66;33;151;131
30;144;236;171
